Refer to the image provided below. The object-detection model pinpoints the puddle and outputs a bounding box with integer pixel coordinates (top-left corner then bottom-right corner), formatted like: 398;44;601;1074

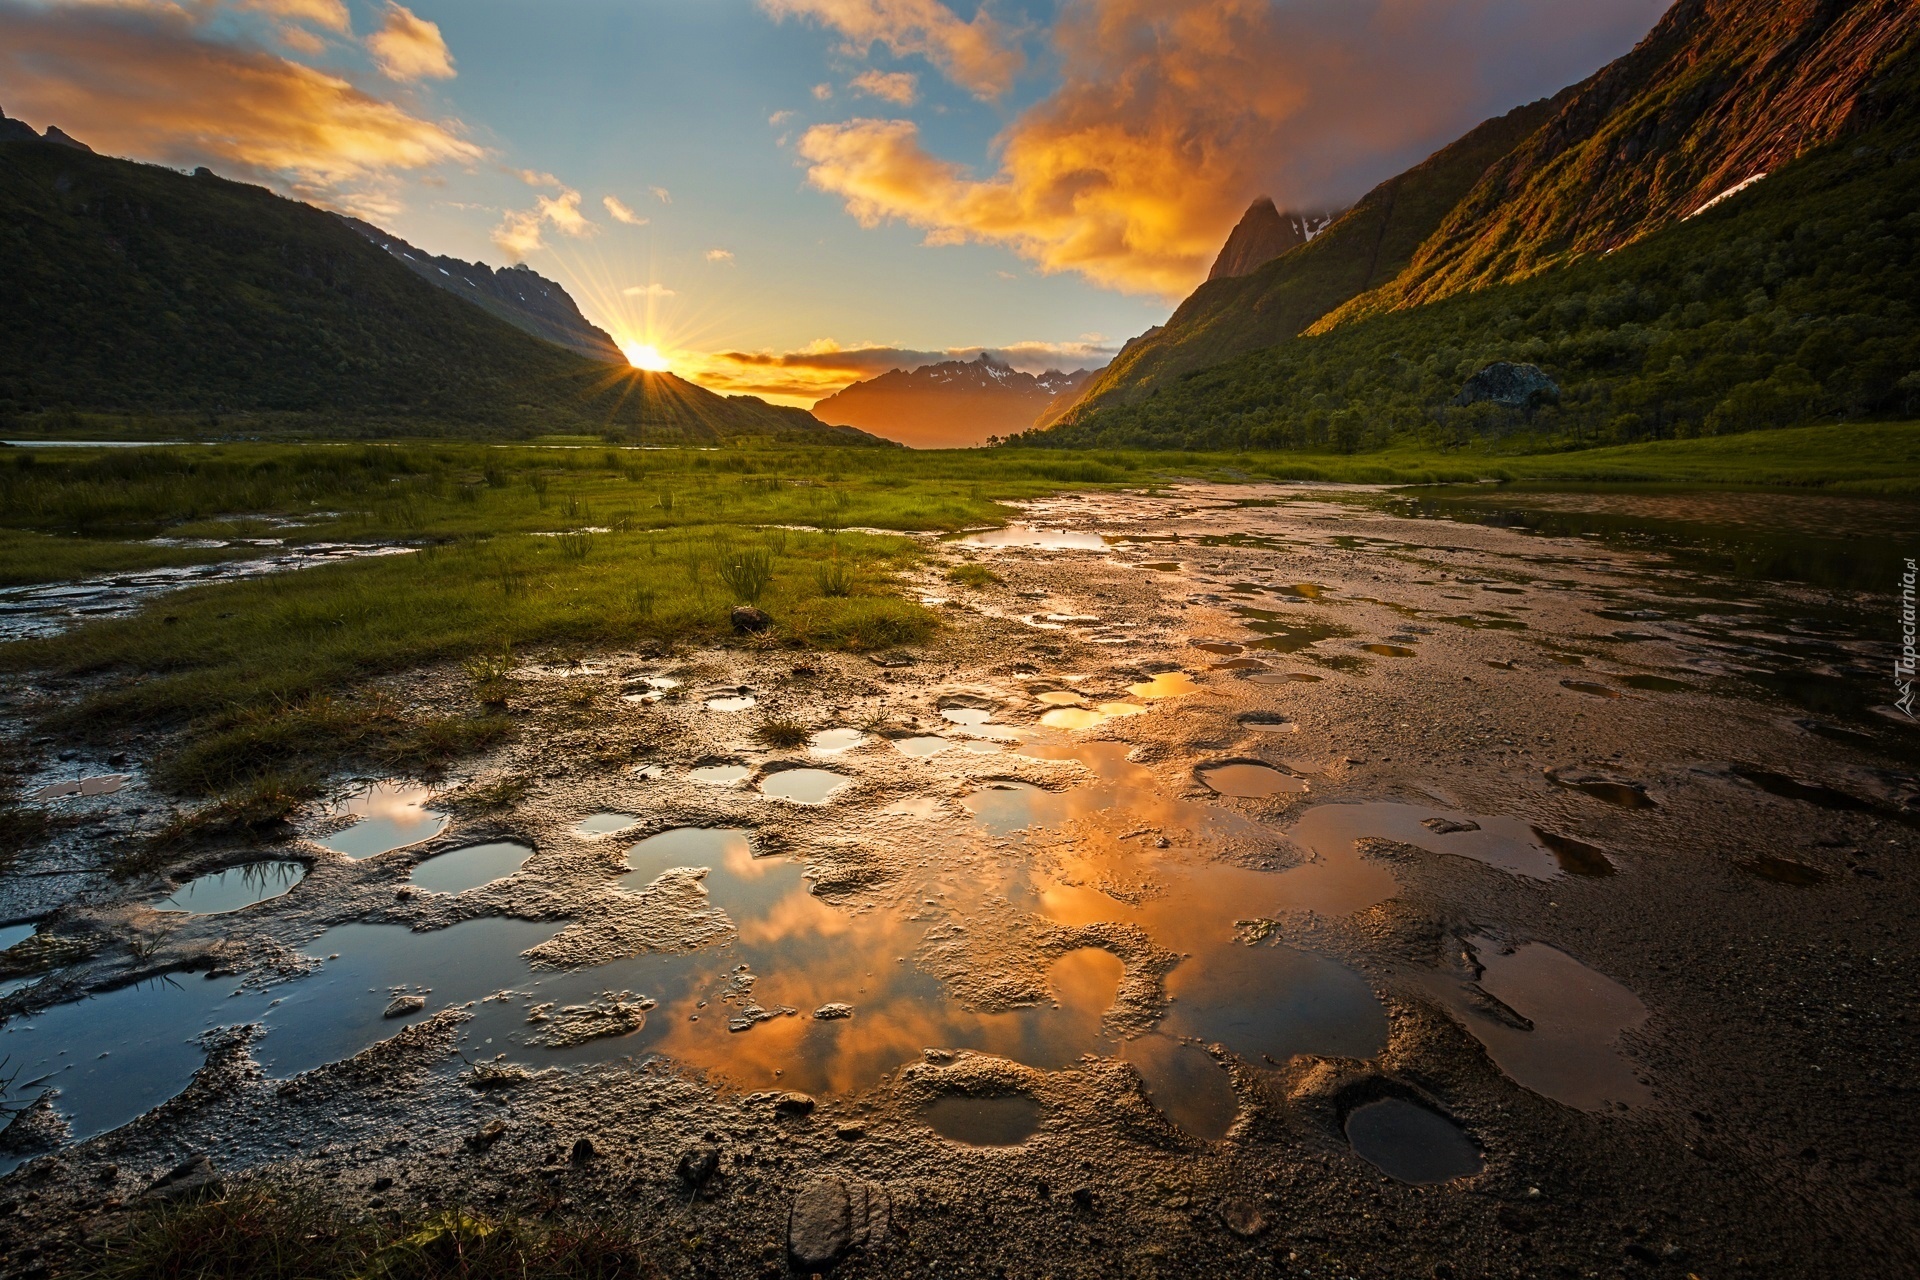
1362;644;1417;658
1128;672;1202;699
0;543;417;643
313;782;447;858
759;769;849;806
1736;856;1828;886
1561;681;1620;699
1039;703;1146;731
1618;674;1694;693
809;729;866;754
1345;1098;1483;1184
1442;938;1651;1112
0;923;39;952
1234;610;1349;653
1730;765;1871;811
705;696;757;712
1528;829;1616;877
410;842;532;895
573;813;640;838
1288;803;1566;881
892;736;951;758
1246;671;1321;685
1198;762;1308;798
29;775;130;801
151;862;306;914
1035;691;1088;707
1192;642;1244;656
1211;657;1269;671
920;1094;1044;1145
960;527;1109;551
1546;770;1656;809
1119;1035;1239;1140
690;764;751;786
941;706;997;727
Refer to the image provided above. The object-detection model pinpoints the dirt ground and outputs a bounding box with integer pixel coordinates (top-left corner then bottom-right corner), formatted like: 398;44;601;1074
2;483;1915;1278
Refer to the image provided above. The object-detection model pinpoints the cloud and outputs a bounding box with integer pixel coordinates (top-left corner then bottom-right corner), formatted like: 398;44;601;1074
796;0;1666;296
769;109;795;126
705;248;736;264
688;337;1116;401
650;185;672;204
761;0;1024;99
603;194;647;225
518;168;560;187
491;184;595;257
812;82;834;101
237;0;351;34
850;68;917;106
367;1;454;81
0;1;481;197
622;283;676;298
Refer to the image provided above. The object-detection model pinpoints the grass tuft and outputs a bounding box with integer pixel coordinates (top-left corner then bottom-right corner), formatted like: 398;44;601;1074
945;563;1002;589
754;720;811;749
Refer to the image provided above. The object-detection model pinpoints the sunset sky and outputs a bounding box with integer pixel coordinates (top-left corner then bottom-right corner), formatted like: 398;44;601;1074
0;0;1671;406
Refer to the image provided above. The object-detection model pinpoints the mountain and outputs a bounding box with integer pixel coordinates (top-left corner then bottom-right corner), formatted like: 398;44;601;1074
811;354;1101;448
337;216;625;364
1049;96;1562;423
1207;199;1337;281
0;128;879;444
1044;0;1920;441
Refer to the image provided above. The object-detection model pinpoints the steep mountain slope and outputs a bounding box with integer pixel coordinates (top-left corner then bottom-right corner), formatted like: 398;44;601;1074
812;355;1099;448
338;216;625;364
1026;94;1920;452
1047;96;1562;425
0;137;872;443
1322;0;1920;329
1207;199;1336;281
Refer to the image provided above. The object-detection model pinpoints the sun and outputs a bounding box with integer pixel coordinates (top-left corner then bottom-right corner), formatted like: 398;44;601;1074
620;340;672;372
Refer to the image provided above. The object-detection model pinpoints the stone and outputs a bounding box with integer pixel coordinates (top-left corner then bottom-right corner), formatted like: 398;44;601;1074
773;1092;816;1117
812;1002;855;1020
677;1147;719;1187
1421;817;1481;835
467;1119;506;1149
1450;361;1560;409
788;1177;890;1268
383;994;426;1018
145;1154;219;1201
731;606;773;634
1218;1196;1268;1238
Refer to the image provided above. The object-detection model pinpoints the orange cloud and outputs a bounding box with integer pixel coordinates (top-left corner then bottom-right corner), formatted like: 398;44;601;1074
366;1;454;81
761;0;1023;99
0;2;481;195
798;0;1666;296
602;194;647;225
492;184;594;259
850;68;918;105
237;0;351;34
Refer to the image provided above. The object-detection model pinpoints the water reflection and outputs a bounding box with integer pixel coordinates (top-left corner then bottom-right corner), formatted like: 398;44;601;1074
151;862;306;914
410;842;532;895
313;781;447;858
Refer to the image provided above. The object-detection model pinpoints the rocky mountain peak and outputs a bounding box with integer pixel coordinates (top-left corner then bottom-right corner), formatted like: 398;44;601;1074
1208;198;1339;281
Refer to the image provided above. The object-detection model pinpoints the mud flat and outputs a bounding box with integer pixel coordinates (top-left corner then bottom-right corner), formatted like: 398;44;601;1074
1;482;1915;1277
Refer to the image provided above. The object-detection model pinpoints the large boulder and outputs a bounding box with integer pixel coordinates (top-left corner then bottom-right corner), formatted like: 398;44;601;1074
1451;362;1560;409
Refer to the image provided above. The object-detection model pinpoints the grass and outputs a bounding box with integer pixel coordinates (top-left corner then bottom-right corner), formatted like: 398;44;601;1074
945;563;1003;588
76;1186;659;1280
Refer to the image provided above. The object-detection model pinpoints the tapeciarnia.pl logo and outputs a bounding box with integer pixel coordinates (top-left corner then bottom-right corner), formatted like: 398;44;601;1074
1900;557;1917;719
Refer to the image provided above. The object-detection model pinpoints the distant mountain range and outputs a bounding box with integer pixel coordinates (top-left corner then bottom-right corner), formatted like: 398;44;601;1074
0;111;880;444
1038;0;1920;448
1207;198;1337;281
811;354;1101;448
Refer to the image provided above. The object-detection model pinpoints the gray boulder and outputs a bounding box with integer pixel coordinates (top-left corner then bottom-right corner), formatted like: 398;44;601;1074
1451;362;1560;409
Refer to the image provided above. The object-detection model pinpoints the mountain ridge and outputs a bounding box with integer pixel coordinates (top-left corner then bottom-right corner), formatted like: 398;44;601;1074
813;354;1099;448
1207;198;1337;281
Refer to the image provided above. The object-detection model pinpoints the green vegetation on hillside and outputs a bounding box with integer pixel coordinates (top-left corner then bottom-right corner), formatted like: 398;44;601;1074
0;144;860;443
1033;116;1920;453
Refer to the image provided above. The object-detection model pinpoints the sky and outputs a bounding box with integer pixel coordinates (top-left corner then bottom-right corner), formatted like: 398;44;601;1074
0;0;1672;407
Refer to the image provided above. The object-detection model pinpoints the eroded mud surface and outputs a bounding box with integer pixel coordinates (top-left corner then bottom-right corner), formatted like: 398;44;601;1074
2;483;1916;1277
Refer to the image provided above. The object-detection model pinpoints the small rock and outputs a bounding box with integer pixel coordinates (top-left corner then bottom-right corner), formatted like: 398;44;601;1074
145;1154;218;1201
1421;817;1480;835
370;1177;394;1192
812;1002;854;1020
1218;1196;1267;1238
773;1092;816;1117
731;606;773;634
677;1147;720;1188
836;1126;866;1142
788;1177;890;1268
467;1119;506;1150
383;994;426;1019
